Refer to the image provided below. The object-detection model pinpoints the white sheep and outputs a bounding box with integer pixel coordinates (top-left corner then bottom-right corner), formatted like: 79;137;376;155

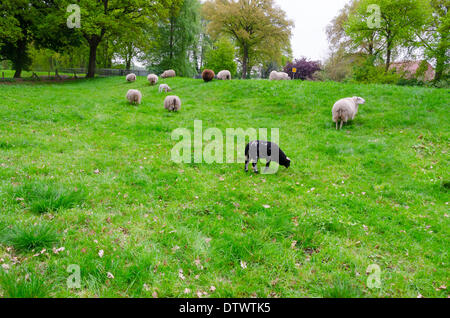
164;95;181;112
126;73;136;82
161;70;176;79
147;74;158;85
126;89;142;105
269;71;291;81
217;70;232;80
159;84;172;93
332;97;366;130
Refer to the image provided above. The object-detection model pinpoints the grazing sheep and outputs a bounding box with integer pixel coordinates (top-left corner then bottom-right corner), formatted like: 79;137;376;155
159;84;172;93
147;74;158;85
217;70;232;80
164;95;181;112
269;71;291;81
126;89;142;105
202;69;215;82
245;141;291;174
161;70;176;79
126;73;136;82
332;97;366;130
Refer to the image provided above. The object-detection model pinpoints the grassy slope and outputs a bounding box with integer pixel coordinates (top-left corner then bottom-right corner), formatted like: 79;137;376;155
0;77;448;298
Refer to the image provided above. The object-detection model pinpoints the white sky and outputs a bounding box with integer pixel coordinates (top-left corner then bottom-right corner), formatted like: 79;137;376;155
275;0;351;61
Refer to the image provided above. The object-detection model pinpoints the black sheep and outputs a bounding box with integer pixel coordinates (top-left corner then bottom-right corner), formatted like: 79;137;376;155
245;141;291;173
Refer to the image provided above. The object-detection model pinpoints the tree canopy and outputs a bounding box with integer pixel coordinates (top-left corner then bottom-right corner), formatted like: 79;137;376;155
345;0;432;71
203;0;293;79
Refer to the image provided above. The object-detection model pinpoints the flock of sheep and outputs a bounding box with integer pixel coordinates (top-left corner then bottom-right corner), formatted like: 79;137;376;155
125;68;233;114
125;69;365;130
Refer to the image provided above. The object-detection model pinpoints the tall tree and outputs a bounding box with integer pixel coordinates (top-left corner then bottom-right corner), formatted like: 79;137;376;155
63;0;168;78
327;0;381;57
203;0;293;79
145;0;201;77
416;0;449;80
0;0;79;78
113;23;155;70
346;0;431;71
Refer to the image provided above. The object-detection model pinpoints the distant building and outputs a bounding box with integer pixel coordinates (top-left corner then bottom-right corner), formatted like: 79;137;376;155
389;61;435;81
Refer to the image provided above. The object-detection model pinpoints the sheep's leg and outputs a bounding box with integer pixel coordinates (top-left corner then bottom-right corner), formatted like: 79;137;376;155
252;162;259;174
336;121;338;130
264;161;271;173
340;120;344;130
245;157;249;173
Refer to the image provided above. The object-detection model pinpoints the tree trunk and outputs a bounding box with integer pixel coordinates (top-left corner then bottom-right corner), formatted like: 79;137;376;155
126;59;131;71
385;31;392;72
87;40;100;78
385;48;392;72
434;48;445;81
169;17;174;62
13;68;22;79
242;46;248;79
12;39;28;79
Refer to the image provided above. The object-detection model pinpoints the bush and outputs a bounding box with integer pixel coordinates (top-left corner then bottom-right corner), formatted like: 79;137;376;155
283;58;321;80
204;38;237;77
351;57;402;84
396;78;425;87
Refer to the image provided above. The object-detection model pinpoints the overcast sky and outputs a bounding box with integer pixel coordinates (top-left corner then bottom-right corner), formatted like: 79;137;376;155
275;0;351;61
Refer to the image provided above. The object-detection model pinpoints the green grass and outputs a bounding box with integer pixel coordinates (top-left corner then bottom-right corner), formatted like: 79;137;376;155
0;269;51;298
0;76;448;298
10;181;86;214
0;223;60;252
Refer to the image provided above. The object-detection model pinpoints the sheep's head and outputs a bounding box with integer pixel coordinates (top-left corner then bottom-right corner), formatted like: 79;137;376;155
353;97;366;105
284;157;291;168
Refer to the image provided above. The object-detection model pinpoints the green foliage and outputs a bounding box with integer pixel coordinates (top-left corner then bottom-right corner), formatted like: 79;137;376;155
351;57;402;84
60;0;168;77
145;0;202;77
203;0;293;78
0;0;80;77
204;38;237;76
345;0;432;69
418;0;450;81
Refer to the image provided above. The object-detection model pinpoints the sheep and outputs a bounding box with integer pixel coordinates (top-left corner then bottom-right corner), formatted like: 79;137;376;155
126;73;136;82
147;74;158;85
332;97;366;130
126;89;142;105
161;70;176;79
202;69;215;82
269;71;291;81
159;84;172;93
217;70;232;80
164;95;181;112
245;140;291;174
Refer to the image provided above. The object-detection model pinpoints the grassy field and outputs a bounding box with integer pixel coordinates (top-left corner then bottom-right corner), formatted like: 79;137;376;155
0;76;448;298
